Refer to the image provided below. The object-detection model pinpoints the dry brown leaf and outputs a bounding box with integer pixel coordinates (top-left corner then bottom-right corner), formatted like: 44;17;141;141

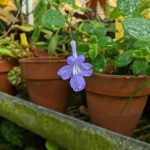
0;1;17;25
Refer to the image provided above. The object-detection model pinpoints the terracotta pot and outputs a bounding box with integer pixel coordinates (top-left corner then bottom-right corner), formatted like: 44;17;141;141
87;0;106;8
0;61;15;94
86;74;150;136
20;57;70;113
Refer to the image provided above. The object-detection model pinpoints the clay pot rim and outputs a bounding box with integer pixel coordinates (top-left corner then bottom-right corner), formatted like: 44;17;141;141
92;73;150;80
19;57;66;63
0;60;16;72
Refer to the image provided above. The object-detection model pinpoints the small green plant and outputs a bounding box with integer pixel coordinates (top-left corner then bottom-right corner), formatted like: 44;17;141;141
71;0;150;77
0;36;30;60
31;0;89;56
0;118;45;150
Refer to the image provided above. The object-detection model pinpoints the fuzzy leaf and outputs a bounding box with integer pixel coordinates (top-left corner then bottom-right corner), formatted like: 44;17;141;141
89;44;98;60
122;18;150;41
77;43;89;56
113;51;133;67
132;59;148;75
92;56;106;73
117;0;140;16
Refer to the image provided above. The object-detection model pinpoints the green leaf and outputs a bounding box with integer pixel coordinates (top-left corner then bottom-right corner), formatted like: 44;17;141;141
89;44;98;60
59;0;75;5
0;120;24;147
122;18;150;41
45;140;65;150
117;0;140;16
132;50;145;59
92;56;106;73
0;22;5;33
132;59;148;75
113;51;133;67
98;36;116;51
34;0;47;25
76;43;89;56
133;40;150;50
31;26;41;42
45;140;59;150
80;21;106;38
109;8;121;20
48;32;59;55
90;35;98;44
0;48;15;57
146;65;150;77
42;8;66;30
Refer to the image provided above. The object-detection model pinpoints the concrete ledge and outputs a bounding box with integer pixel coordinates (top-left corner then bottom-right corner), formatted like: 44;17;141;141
0;92;149;150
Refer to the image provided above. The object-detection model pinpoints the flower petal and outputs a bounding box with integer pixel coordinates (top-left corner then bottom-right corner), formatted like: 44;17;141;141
81;70;93;77
77;55;85;63
80;63;93;70
67;56;76;65
70;74;85;92
57;65;72;80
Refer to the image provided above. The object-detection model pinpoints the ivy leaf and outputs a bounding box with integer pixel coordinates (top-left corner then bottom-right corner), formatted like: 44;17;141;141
122;18;150;41
117;0;140;16
112;51;133;67
42;8;66;30
132;59;148;75
92;56;106;73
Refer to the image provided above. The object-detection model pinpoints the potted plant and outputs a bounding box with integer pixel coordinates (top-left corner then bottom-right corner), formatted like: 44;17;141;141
19;0;88;113
58;0;150;135
0;36;30;94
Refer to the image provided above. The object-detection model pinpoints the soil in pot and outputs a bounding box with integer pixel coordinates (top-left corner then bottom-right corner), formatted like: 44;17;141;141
20;57;70;113
0;61;15;94
86;74;150;136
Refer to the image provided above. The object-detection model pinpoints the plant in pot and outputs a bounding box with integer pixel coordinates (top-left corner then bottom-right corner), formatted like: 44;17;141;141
58;0;150;136
19;0;89;113
0;36;30;94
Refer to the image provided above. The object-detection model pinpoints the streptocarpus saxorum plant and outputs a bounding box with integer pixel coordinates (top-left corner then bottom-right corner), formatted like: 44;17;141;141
57;40;93;92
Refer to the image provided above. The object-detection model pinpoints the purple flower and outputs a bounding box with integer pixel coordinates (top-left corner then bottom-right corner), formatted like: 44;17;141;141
57;40;93;92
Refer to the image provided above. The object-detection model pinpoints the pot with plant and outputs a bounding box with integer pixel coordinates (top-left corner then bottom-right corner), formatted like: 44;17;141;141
19;0;88;113
0;36;29;94
58;0;150;135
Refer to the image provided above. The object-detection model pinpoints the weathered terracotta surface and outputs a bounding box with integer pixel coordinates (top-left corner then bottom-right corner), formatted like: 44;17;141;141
86;73;150;136
20;57;70;113
0;61;15;94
